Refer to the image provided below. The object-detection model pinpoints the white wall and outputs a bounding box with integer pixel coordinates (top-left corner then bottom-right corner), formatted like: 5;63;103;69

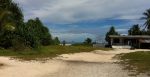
112;45;131;49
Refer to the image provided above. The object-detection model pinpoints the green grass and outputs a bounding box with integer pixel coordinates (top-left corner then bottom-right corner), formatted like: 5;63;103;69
0;46;112;61
117;51;150;76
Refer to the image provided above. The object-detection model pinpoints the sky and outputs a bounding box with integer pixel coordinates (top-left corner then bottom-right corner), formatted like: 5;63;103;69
13;0;150;43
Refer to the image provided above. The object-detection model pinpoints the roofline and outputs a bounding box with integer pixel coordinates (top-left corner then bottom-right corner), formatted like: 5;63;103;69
109;35;150;39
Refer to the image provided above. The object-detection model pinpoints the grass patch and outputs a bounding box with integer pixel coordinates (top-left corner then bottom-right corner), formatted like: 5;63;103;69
0;46;112;61
117;51;150;76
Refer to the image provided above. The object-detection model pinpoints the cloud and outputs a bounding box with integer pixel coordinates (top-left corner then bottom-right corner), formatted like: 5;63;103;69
47;18;146;42
12;0;150;42
116;29;128;32
13;0;150;24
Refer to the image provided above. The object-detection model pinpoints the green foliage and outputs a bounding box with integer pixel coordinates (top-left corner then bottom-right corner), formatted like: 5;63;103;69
105;26;119;45
0;0;53;50
24;18;52;47
83;38;92;45
72;38;93;46
142;8;150;30
0;0;24;49
0;0;23;30
128;24;141;35
0;46;112;60
53;37;60;45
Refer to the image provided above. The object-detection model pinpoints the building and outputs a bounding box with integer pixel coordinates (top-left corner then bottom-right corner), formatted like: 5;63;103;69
60;44;72;46
109;35;150;49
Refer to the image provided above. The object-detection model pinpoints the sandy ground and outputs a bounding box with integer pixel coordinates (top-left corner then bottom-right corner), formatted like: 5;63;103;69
0;49;150;77
0;58;66;77
56;49;150;62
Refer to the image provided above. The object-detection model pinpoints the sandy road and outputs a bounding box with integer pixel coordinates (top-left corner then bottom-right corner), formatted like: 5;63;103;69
48;49;149;77
0;49;149;77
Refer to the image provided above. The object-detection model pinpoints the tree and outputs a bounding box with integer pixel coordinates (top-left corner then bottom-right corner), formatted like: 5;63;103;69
142;8;150;30
25;18;52;47
53;37;60;45
105;26;119;45
0;0;53;50
62;40;66;46
0;0;24;49
0;0;23;30
84;38;92;45
128;24;141;35
34;18;52;46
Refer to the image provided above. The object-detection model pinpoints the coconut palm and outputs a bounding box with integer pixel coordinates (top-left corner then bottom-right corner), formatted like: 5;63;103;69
142;8;150;30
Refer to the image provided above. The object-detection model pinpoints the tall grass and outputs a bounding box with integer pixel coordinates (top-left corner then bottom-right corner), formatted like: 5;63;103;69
0;46;112;61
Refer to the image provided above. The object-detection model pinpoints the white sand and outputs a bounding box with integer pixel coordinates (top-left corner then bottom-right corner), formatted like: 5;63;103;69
0;57;66;77
56;49;150;62
0;49;149;77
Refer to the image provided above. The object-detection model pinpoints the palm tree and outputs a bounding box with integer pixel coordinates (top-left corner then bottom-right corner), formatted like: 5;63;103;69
0;0;23;31
142;9;150;30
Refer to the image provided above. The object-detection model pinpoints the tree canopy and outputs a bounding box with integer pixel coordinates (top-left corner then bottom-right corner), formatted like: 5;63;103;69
105;26;119;45
0;0;55;50
21;18;53;48
142;8;150;30
128;24;141;35
53;37;60;45
84;38;92;45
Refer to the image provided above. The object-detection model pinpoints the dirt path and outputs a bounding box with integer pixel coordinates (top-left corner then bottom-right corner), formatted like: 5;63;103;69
0;58;66;77
56;49;149;62
0;49;149;77
49;49;149;77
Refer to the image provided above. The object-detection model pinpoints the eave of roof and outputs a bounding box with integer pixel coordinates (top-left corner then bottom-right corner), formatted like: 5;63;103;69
109;35;150;39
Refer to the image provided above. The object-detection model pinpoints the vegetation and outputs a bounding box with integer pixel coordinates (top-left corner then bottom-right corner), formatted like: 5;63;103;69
117;51;150;76
128;24;141;35
53;37;60;45
0;0;24;49
105;8;150;38
0;46;112;60
142;8;150;31
72;38;93;46
62;40;66;46
24;18;52;47
0;0;55;50
105;26;119;45
83;38;93;45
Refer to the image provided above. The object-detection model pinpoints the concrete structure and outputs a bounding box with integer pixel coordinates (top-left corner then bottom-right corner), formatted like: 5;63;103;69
60;44;72;46
109;35;150;49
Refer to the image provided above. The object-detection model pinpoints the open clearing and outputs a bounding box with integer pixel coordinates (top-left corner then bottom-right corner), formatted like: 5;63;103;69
0;49;149;77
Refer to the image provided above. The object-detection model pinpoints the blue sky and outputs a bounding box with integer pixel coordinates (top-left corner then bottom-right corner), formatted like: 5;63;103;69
13;0;150;42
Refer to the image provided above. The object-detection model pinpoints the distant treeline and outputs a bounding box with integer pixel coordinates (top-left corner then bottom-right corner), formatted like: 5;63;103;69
0;0;60;50
72;38;93;46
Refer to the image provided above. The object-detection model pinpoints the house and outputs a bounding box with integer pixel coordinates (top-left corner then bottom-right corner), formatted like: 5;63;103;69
109;35;150;49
